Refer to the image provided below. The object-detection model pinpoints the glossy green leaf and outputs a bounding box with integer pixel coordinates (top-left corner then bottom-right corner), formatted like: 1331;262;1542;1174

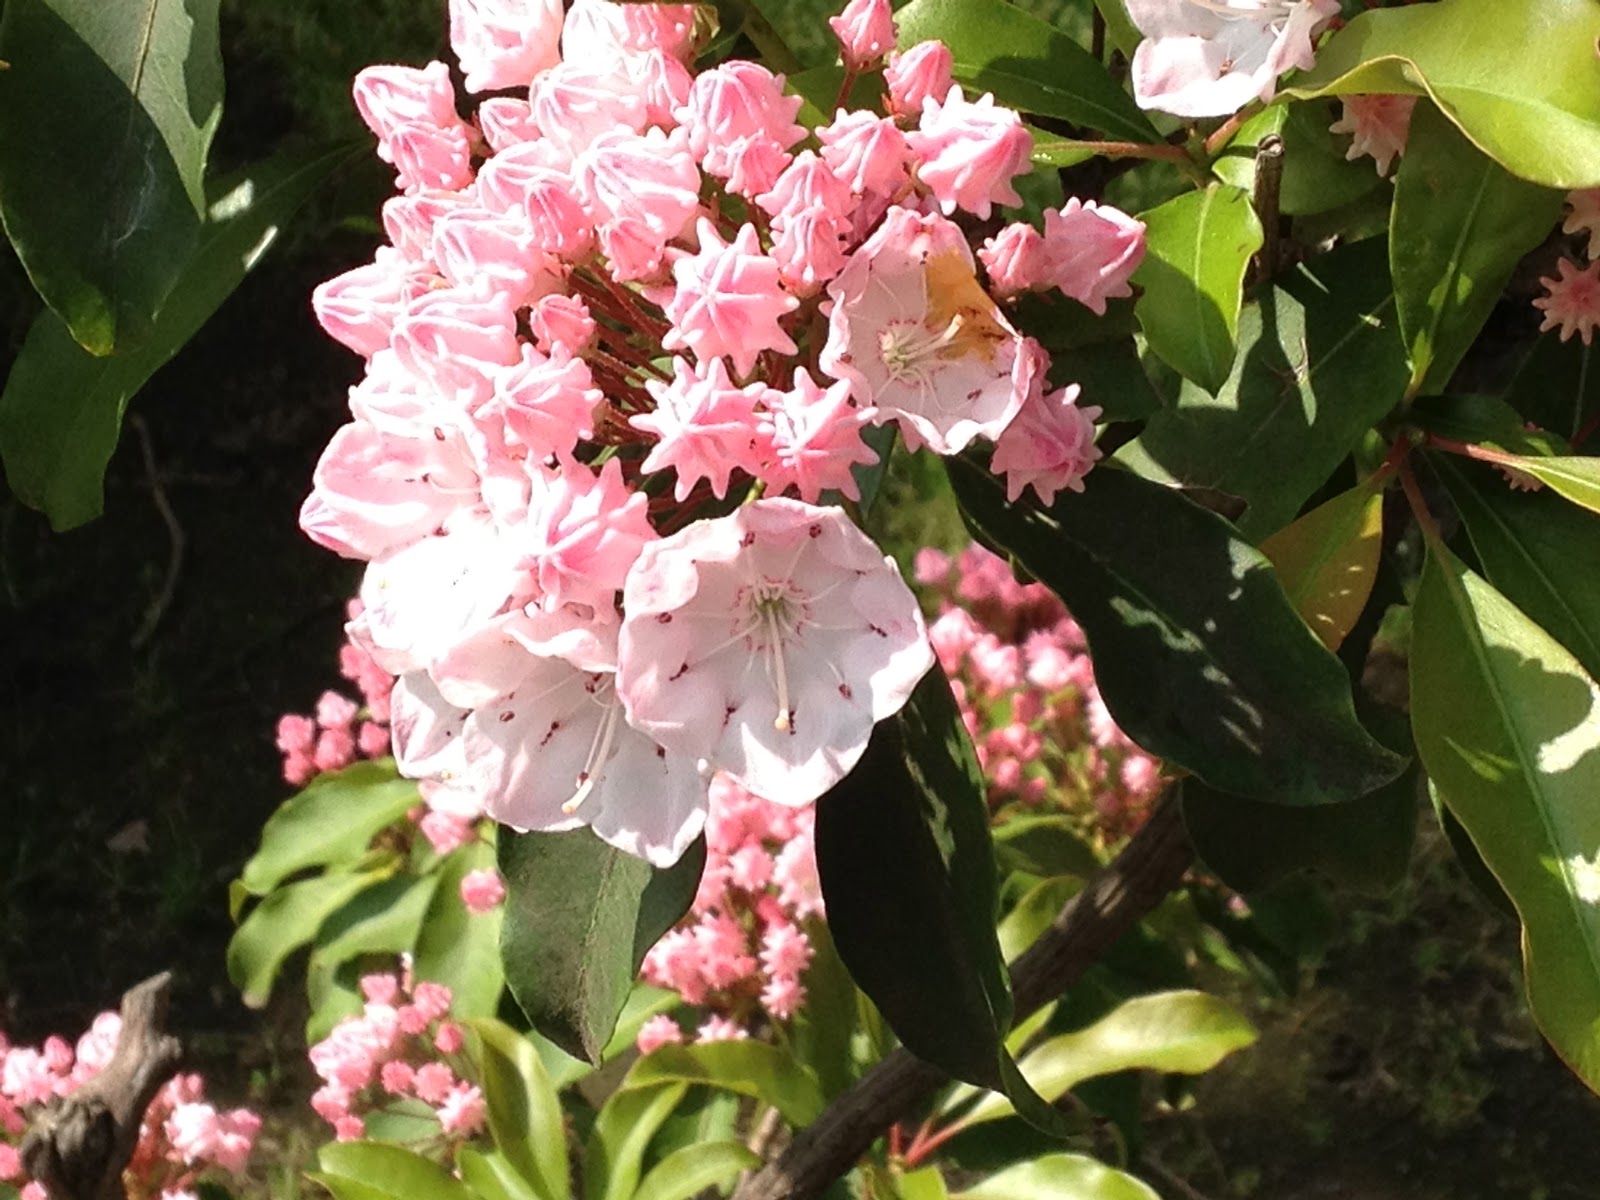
306;872;439;1041
1050;338;1162;424
457;1149;541;1200
1411;543;1600;1089
815;663;1011;1087
238;759;418;895
1436;455;1600;680
1133;184;1262;394
1510;457;1600;517
894;1167;953;1200
955;991;1256;1129
1391;102;1563;395
0;143;357;528
1183;771;1418;895
1125;238;1408;540
317;1142;474;1200
1409;393;1569;458
227;867;391;1008
499;828;700;1064
949;458;1406;804
1259;485;1383;651
586;1082;689;1200
992;816;1102;882
632;1142;760;1200
1212;100;1383;217
414;840;504;1018
790;921;860;1100
1430;779;1518;921
1290;0;1600;188
997;876;1080;963
0;0;222;353
895;0;1159;143
1504;334;1597;439
465;1018;568;1200
956;1153;1160;1200
625;1041;824;1127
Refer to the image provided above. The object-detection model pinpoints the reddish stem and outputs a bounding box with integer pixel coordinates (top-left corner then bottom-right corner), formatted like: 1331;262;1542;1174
1397;455;1445;549
1365;435;1414;492
1422;432;1526;469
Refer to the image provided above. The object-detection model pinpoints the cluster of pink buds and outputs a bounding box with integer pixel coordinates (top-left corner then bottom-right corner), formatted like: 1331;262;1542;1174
915;544;1164;836
309;970;485;1147
303;0;1144;868
275;600;395;786
1;1015;259;1200
1535;188;1600;346
637;774;824;1046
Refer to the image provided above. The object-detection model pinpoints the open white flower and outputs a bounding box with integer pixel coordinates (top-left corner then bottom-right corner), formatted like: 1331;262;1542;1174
1127;0;1340;118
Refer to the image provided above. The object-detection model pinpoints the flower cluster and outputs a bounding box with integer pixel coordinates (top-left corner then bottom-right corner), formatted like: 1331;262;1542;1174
275;600;395;786
309;971;485;1147
637;774;824;1045
303;0;1139;866
1535;189;1600;345
915;544;1164;835
1;1015;259;1200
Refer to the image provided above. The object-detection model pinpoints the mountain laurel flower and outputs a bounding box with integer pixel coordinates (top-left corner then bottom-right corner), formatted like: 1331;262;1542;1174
829;0;897;71
757;368;879;502
575;128;702;280
353;63;463;147
1037;200;1147;314
1533;257;1600;345
822;206;1035;454
1329;94;1417;176
312;248;435;359
885;41;954;120
978;222;1045;297
677;61;807;176
818;109;914;200
907;88;1034;219
990;379;1104;505
1563;189;1600;260
616;498;934;805
449;0;564;93
635;356;769;500
664;220;800;376
1126;0;1341;118
476;97;541;152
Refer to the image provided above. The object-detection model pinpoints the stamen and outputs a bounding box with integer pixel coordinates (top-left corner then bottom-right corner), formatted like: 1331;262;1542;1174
563;695;621;813
764;604;793;732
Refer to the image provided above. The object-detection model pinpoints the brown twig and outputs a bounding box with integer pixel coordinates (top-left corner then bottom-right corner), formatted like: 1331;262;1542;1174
21;973;184;1200
1250;134;1285;285
730;792;1194;1200
129;417;185;651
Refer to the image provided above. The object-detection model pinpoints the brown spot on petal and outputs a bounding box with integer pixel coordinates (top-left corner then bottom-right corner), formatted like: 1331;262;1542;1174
839;683;853;700
670;662;690;681
499;710;515;723
808;523;822;538
657;612;673;623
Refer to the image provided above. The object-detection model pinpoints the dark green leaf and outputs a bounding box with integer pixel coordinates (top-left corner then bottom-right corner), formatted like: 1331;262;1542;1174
1503;335;1597;438
1411;543;1600;1089
1391;102;1563;395
227;868;391;1008
414;840;504;1018
624;1040;824;1126
1133;184;1263;393
0;143;358;527
895;0;1159;144
790;921;860;1100
1429;780;1517;921
816;663;1011;1087
1408;393;1569;457
949;458;1406;803
0;0;222;353
238;759;418;895
1124;238;1408;540
1435;455;1600;681
1289;0;1600;189
500;827;697;1064
1212;100;1384;217
1182;771;1418;895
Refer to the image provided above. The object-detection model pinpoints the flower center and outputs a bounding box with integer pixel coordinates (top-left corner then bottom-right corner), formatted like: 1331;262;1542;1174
751;584;799;732
563;678;621;814
879;316;964;385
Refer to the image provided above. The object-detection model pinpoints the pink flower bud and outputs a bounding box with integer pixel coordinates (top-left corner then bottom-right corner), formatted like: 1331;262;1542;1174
449;0;564;93
907;88;1034;219
829;0;896;71
979;222;1044;297
886;41;954;119
459;868;507;913
477;97;541;152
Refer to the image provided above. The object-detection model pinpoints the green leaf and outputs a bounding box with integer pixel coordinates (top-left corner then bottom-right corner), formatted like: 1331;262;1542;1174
949;458;1406;804
1133;184;1262;394
997;876;1080;963
1125;237;1408;540
1182;771;1418;895
632;1142;760;1200
1258;484;1384;651
1509;457;1600;518
1435;455;1600;680
586;1082;688;1200
1289;0;1600;188
955;1154;1160;1200
413;840;504;1018
227;867;391;1008
1411;543;1600;1089
0;0;222;353
1211;101;1383;217
624;1041;824;1127
500;828;698;1064
317;1142;474;1200
893;1167;952;1200
954;990;1256;1129
992;816;1102;882
1391;102;1563;395
238;760;418;895
790;921;860;1100
0;143;358;528
1504;334;1597;439
815;663;1012;1088
1409;393;1570;458
457;1149;541;1200
894;0;1159;144
464;1018;569;1200
306;872;440;1041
